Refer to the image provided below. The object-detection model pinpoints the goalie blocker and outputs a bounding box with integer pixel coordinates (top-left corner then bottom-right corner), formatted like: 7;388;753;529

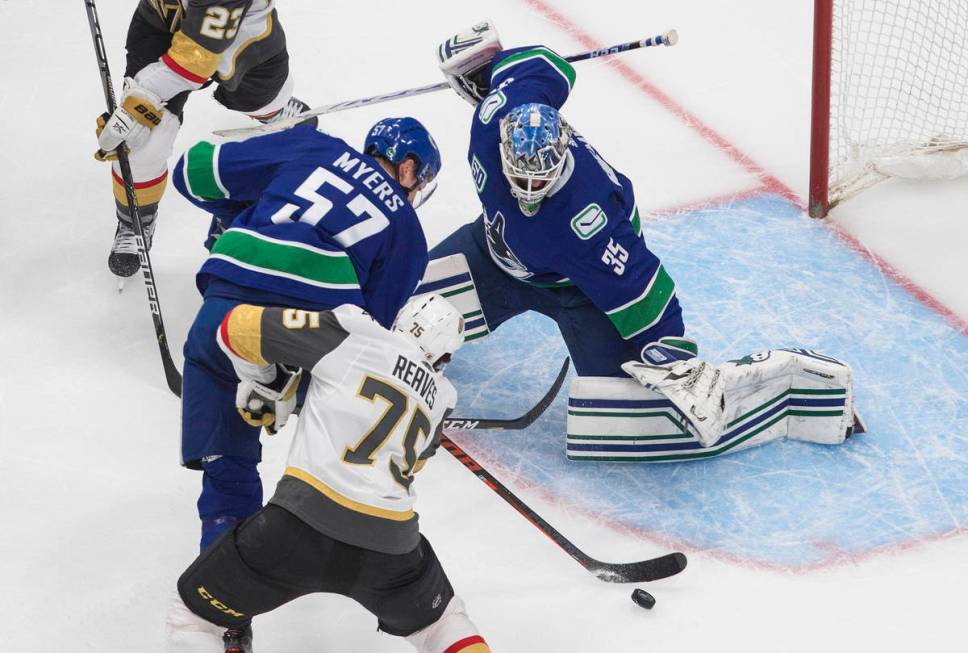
568;348;857;462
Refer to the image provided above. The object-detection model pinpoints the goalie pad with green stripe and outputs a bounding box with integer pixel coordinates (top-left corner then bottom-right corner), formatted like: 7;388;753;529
569;349;855;463
414;254;490;342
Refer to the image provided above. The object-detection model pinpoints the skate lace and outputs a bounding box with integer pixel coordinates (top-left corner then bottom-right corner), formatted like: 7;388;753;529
112;225;139;255
113;221;155;255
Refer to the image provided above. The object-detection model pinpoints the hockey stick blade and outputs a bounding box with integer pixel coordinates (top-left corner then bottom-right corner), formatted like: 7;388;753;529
441;436;688;583
586;551;687;584
442;357;569;431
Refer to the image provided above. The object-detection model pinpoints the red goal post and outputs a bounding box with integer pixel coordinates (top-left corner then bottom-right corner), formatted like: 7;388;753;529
809;0;968;218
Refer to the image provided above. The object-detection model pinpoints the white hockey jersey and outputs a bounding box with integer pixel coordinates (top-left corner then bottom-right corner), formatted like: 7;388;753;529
218;303;457;554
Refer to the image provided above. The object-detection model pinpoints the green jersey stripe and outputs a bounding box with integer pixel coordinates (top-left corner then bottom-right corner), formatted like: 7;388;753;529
526;278;575;288
492;47;577;89
211;143;229;198
184;141;225;201
606;265;676;338
210;229;360;288
630;205;642;236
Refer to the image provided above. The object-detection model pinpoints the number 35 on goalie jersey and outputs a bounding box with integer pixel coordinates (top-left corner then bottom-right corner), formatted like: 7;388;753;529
217;302;457;554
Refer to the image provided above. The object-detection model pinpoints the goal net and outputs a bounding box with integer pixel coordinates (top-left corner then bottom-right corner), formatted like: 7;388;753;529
809;0;968;216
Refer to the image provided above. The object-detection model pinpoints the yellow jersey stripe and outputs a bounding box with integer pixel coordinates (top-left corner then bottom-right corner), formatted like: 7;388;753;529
166;32;220;80
224;305;268;366
285;467;416;522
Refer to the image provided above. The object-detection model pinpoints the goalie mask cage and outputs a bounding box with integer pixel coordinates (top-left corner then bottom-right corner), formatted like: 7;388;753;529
809;0;968;217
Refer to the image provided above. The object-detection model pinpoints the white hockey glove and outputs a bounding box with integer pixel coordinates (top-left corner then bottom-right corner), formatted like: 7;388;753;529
622;358;726;447
235;364;302;435
437;21;503;105
95;60;200;159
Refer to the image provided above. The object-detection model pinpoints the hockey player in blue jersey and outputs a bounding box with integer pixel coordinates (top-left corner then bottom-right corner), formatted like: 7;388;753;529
432;23;859;462
172;118;441;553
433;24;687;378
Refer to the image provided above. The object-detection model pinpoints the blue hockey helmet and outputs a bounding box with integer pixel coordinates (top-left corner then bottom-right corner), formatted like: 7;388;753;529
365;117;442;206
499;103;572;213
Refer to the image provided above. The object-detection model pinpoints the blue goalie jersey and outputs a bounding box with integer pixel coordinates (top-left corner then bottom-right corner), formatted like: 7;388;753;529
469;46;681;349
172;125;428;329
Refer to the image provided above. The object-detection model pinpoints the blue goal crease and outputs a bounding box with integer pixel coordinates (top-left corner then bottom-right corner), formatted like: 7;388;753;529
444;193;968;568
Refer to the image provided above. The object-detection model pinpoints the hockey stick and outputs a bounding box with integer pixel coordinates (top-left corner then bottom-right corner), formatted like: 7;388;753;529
213;30;679;138
442;357;570;431
441;436;687;583
84;0;183;398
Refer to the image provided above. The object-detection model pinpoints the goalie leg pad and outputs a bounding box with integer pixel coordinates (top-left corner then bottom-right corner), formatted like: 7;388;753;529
570;348;854;462
566;376;701;462
720;349;854;449
415;253;490;342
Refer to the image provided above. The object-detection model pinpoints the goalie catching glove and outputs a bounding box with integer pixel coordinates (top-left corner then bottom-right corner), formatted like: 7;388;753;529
437;20;503;105
235;363;302;435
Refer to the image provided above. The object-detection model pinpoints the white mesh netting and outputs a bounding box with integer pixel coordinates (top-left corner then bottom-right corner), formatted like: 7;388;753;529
829;0;968;203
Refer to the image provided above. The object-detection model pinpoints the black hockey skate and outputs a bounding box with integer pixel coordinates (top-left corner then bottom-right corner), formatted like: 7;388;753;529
108;217;155;278
257;96;317;128
222;624;253;653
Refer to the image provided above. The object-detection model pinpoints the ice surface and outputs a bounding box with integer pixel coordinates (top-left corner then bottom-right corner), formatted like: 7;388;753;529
447;195;968;569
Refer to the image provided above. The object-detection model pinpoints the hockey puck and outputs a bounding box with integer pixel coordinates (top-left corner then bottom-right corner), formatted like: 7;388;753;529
631;588;656;610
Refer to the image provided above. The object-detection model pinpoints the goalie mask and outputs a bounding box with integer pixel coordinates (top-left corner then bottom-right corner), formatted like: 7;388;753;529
394;294;465;371
499;103;572;215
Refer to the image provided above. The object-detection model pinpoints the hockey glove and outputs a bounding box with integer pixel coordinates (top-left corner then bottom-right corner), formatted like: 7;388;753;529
639;336;699;367
95;59;202;159
95;81;166;159
622;358;725;448
236;364;302;435
437;21;503;105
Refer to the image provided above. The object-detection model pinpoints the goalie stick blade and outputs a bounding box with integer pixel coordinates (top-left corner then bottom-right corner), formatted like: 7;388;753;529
589;552;687;584
442;357;570;431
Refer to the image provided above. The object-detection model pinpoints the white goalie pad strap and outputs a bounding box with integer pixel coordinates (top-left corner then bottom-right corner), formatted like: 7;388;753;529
566;376;699;462
414;254;489;342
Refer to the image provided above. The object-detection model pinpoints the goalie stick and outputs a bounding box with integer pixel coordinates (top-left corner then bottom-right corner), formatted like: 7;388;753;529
84;0;182;398
214;30;679;138
442;357;570;431
441;436;687;583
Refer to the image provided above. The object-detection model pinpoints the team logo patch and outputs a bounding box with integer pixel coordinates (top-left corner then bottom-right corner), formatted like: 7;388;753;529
571;203;607;240
729;351;772;366
478;90;507;125
484;210;533;280
471;155;487;193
